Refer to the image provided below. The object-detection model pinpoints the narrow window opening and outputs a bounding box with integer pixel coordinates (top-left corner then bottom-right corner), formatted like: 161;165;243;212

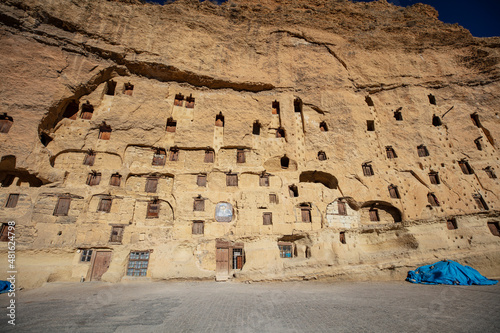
152;148;166;166
166;118;177;132
98;122;112;140
319;121;328;132
197;174;207;187
204;149;214;163
432;114;442;127
473;193;488;211
147;199;160;218
487;222;500;237
281;155;290;169
252;121;261;135
226;173;238;187
40;132;53;146
427;193;440;206
263;212;272;225
305;246;311;259
269;193;278;204
86;171;101;186
97;198;112;213
318;151;327;161
366;120;375;131
174;93;184;106
1;174;15;187
185;94;195;108
272;100;280;115
5;194;19;208
169;147;179;161
474;138;482;151
215;112;224;127
53;197;71;216
110;173;122;186
458;159;474;175
484;167;497;179
394;108;403;121
83;150;95;166
236;149;246;163
338;201;347;215
417;145;429;157
386;146;397;159
340;232;346;244
429;172;440;185
62;100;79;120
388;184;400;199
193;196;205;211
126;251;149;276
447;218;458;230
369;208;379;222
0;223;13;242
105;80;116;96
289;185;298;197
365;96;374;107
428;94;436;105
276;127;285;138
145;177;159;193
259;173;269;187
294;98;302;113
362;163;374;176
80;101;94;120
192;221;204;235
80;249;93;262
124;82;134;96
470;113;481;127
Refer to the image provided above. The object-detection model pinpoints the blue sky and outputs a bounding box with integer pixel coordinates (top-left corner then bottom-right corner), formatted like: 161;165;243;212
144;0;500;37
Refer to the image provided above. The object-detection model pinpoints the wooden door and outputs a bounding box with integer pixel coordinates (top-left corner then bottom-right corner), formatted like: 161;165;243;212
216;248;229;274
90;251;112;281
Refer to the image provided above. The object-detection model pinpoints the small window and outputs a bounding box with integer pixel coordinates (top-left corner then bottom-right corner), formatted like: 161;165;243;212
252;121;261;135
369;208;379;222
429;172;440;185
362;163;374;176
294;98;302;113
340;232;346;244
318;151;327;161
97;198;112;213
83;150;95;166
484;167;497;179
105;80;116;96
279;243;293;258
394;110;403;121
127;251;149;276
276;127;285;138
0;223;12;242
166;118;177;132
204;150;214;163
474;138;482;151
124;82;134;96
428;94;436;105
427;193;440;207
301;206;311;223
174;93;184;106
487;222;500;237
145;177;159;193
259;174;269;187
272;100;280;115
269;193;278;204
281;155;289;169
366;120;375;132
432;115;442;127
40;133;53;146
446;218;458;230
98;122;111;140
109;226;124;243
417;145;429;157
289;185;298;197
215;112;224;127
386;146;397;159
80;249;93;262
193;198;205;211
338;201;347;215
63;100;79;120
5;194;19;208
192;221;204;235
169;147;179;161
185;94;195;108
319;121;328;132
236;149;246;163
365;96;374;107
197;174;207;187
1;174;15;187
54;197;71;216
147;200;160;218
458;160;474;175
263;212;272;225
388;185;400;199
226;174;238;187
86;172;101;186
470;113;481;127
473;193;488;211
110;173;122;186
80;101;94;120
152;148;166;166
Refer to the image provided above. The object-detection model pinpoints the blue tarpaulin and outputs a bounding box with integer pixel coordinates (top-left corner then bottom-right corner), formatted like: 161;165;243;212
0;281;12;294
406;260;498;285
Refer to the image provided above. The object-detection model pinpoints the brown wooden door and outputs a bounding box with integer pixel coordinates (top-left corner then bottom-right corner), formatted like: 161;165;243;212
91;251;112;281
216;248;229;274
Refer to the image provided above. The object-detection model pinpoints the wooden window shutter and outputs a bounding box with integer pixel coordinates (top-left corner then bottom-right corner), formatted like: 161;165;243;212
98;198;112;212
362;164;373;176
5;194;19;208
204;150;214;163
263;212;272;225
428;193;439;206
369;209;379;222
259;174;269;187
237;149;246;163
197;175;207;187
110;226;124;243
166;118;177;132
87;173;101;186
429;173;439;185
226;174;238;186
269;194;278;204
174;93;184;106
193;199;205;211
145;178;158;193
185;94;195;108
0;118;14;133
152;149;166;166
301;208;311;223
192;221;204;234
473;194;488;210
110;174;121;186
83;153;95;166
147;202;160;218
0;224;10;242
487;222;500;236
99;129;111;140
169;149;179;161
272;101;280;115
54;197;71;216
338;201;347;215
340;232;346;244
388;185;399;199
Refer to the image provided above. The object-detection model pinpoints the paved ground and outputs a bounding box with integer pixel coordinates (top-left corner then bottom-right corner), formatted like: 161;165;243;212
0;280;499;332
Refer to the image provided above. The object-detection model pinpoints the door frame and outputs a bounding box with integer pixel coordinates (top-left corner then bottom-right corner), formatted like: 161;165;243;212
87;250;113;281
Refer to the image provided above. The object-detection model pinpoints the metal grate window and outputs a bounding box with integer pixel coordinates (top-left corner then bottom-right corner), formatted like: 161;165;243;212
80;249;93;262
127;251;149;277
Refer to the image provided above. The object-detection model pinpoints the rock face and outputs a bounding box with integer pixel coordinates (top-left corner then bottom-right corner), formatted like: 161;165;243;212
0;0;499;289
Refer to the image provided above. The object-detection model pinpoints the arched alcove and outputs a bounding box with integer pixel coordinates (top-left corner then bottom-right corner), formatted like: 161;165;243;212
299;171;338;189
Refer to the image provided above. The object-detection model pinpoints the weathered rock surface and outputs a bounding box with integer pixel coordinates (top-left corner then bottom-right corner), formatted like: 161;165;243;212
0;0;499;289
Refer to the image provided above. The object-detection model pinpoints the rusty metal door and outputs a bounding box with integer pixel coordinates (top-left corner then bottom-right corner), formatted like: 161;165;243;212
216;248;229;274
90;251;112;281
